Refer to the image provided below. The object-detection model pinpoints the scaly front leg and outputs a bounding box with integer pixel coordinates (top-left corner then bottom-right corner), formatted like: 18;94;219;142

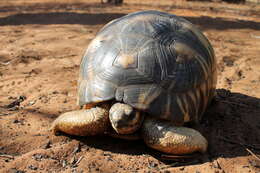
51;104;111;136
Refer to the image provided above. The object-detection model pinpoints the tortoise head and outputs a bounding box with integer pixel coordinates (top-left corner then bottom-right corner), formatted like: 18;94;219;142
109;103;144;134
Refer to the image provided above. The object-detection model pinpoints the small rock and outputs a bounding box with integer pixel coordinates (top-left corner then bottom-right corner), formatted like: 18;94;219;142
6;96;26;109
62;160;68;168
163;171;171;173
52;91;59;94
212;160;221;169
148;162;158;168
28;165;38;170
13;119;19;123
72;143;81;154
9;168;25;173
249;160;260;168
72;168;78;173
103;153;112;157
70;156;77;165
32;153;43;161
179;167;185;171
28;100;36;106
43;140;52;149
8;96;16;100
29;68;42;75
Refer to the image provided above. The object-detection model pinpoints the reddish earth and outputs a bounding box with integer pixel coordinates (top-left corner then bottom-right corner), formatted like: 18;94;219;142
0;0;260;172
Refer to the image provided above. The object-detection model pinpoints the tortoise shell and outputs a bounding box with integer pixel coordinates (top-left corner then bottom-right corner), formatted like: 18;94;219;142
77;10;217;125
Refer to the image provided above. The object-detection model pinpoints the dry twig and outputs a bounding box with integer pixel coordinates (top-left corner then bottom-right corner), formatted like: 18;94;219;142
250;34;260;39
158;162;179;170
217;100;259;109
0;58;16;66
73;156;84;167
0;154;14;159
160;154;198;160
246;148;260;162
219;136;260;150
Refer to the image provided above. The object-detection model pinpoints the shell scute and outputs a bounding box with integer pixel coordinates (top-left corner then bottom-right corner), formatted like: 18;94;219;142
78;10;217;124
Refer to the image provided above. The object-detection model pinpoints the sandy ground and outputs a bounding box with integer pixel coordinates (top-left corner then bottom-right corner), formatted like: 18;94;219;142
0;0;260;172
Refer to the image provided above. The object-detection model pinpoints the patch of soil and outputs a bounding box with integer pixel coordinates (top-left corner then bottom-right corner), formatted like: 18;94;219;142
0;0;259;172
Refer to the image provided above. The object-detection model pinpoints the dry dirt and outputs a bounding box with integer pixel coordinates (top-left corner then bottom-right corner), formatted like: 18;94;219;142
0;0;260;172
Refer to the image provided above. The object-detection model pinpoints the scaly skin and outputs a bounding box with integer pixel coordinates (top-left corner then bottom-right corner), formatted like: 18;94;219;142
51;104;208;155
51;104;111;136
141;117;207;155
109;103;144;135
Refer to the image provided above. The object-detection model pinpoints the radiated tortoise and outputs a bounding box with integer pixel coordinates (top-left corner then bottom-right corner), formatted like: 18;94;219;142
51;10;217;155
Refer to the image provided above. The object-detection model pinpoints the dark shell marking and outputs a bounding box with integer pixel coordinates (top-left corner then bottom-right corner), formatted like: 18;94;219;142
78;10;217;125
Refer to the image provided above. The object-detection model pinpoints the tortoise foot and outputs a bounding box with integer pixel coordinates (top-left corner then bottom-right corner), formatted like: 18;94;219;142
51;107;110;136
141;117;208;155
